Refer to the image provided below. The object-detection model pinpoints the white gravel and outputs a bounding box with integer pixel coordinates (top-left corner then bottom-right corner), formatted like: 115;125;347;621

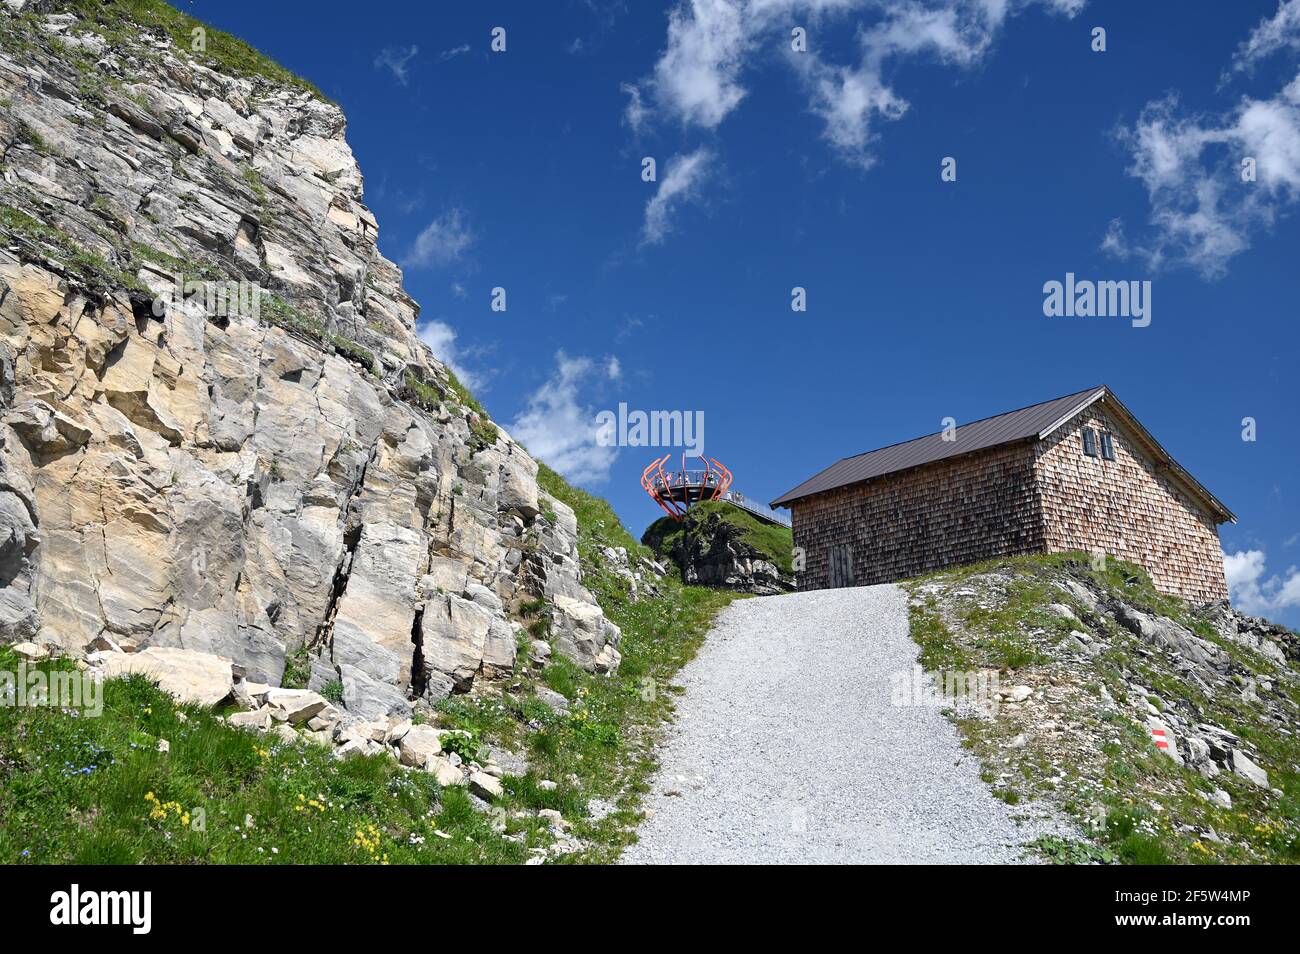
621;584;1073;864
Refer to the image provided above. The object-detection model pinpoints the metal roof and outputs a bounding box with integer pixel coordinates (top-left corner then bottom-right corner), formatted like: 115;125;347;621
770;386;1234;523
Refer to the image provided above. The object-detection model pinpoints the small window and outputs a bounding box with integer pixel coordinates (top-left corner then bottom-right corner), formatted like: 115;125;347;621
1100;432;1115;460
1082;427;1097;457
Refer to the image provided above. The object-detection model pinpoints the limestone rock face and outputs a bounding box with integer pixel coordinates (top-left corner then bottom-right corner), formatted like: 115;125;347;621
0;6;619;711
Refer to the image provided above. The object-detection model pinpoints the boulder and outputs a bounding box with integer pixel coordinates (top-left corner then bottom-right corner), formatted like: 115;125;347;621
227;709;272;731
1182;735;1219;778
397;724;443;768
97;647;234;707
469;770;503;800
552;594;622;673
1114;605;1228;673
1231;749;1269;788
339;663;413;722
427;755;465;787
1004;685;1032;703
262;687;330;725
1047;603;1078;623
534;686;571;716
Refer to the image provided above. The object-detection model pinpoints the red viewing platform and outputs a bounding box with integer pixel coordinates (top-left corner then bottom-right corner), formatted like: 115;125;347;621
641;453;733;522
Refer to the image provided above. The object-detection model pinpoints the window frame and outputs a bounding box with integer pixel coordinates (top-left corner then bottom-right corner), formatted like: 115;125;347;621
1100;431;1115;461
1082;427;1098;457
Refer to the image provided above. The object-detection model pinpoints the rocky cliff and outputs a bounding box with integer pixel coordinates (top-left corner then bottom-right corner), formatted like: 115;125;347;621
641;501;795;595
0;1;622;721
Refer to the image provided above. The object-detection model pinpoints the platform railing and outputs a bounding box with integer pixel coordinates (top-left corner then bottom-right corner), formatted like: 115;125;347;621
721;491;792;528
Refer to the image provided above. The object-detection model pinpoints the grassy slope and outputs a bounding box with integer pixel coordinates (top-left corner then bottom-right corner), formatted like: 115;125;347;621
0;649;536;864
0;465;733;864
526;465;735;860
63;0;328;100
906;552;1300;865
642;500;795;575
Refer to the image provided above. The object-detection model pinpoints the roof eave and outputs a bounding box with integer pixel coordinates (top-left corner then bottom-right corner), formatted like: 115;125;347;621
1038;388;1236;525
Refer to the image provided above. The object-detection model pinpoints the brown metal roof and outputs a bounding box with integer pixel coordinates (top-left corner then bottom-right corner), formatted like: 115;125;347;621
770;385;1235;524
771;387;1106;507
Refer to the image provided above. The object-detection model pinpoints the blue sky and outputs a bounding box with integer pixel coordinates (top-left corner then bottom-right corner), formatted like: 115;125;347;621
188;1;1300;625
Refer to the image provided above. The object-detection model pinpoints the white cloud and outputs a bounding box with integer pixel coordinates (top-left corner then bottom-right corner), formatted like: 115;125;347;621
1234;0;1300;71
1108;2;1300;277
1224;548;1300;616
417;320;480;390
374;45;419;85
621;82;648;132
510;352;620;485
641;148;714;245
403;209;475;269
632;1;1084;166
652;0;750;129
1109;73;1300;278
439;44;471;61
606;356;622;379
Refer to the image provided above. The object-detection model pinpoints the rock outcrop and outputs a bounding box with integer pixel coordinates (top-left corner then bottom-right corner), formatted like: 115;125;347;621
642;503;795;595
907;556;1300;862
0;3;620;720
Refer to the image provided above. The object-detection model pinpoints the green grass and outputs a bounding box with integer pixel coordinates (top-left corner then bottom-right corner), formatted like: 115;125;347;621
0;647;542;864
260;293;375;374
64;0;328;101
524;463;736;860
445;368;499;451
400;369;498;452
909;602;968;670
642;499;795;575
129;241;223;281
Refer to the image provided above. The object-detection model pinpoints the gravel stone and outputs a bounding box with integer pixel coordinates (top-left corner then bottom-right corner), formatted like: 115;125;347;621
622;585;1074;864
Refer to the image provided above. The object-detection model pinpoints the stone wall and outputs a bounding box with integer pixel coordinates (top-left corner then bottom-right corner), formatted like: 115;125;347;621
1033;403;1228;603
791;441;1045;590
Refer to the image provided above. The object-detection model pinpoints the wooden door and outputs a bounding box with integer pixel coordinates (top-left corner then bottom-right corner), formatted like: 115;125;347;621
828;544;854;588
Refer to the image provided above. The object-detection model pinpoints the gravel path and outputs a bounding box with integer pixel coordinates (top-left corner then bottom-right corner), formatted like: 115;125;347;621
621;585;1072;864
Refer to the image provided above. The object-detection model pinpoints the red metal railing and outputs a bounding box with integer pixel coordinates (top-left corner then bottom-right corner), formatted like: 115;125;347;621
641;453;733;521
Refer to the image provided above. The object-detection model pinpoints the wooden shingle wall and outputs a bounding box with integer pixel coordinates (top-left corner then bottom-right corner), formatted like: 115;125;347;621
791;442;1045;590
1033;404;1228;603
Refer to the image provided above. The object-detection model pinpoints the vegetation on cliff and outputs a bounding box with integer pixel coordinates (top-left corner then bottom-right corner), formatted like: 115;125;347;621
641;501;795;594
643;501;794;575
63;0;328;100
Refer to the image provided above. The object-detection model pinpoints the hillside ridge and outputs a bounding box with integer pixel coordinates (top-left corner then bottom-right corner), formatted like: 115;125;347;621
907;553;1299;863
